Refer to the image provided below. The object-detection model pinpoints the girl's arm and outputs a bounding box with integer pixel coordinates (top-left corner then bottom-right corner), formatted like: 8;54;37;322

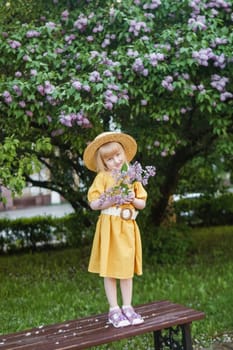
132;197;146;210
89;196;116;211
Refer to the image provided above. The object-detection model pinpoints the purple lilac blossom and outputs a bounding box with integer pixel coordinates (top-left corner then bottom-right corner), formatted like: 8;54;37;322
45;22;57;29
2;91;12;104
188;16;207;31
162;76;174;91
26;30;41;38
26;111;33;117
61;10;69;21
146;52;165;66
8;40;21;49
143;0;161;10
129;20;151;37
92;23;104;33
12;85;22;96
19;101;26;108
210;75;229;92
220;92;233;101
89;71;102;82
132;58;148;76
15;71;22;78
72;80;82;90
59;111;91;128
74;15;88;32
141;99;148;106
99;162;156;205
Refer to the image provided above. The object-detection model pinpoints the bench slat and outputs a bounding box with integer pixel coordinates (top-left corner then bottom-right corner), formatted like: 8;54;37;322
0;300;205;350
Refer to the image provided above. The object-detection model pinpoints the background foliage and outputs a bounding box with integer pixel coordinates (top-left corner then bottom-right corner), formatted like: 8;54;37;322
0;0;233;229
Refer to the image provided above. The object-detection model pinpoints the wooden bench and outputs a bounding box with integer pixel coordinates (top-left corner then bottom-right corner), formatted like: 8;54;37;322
0;300;205;350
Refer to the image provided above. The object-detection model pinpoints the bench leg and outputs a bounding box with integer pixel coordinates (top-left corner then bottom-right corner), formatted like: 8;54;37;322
153;324;193;350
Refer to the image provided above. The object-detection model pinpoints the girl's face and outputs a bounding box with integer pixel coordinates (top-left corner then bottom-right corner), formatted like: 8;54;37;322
102;143;126;171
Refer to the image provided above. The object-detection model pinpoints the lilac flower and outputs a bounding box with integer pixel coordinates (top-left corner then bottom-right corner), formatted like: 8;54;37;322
107;83;120;91
26;110;33;117
26;30;41;38
2;91;12;104
44;81;55;94
12;85;22;96
99;162;156;206
51;129;64;137
23;55;30;62
127;49;139;57
54;48;64;54
101;38;111;48
61;10;69;21
82;85;91;92
141;99;148;106
72;80;82;91
30;69;38;76
129;20;150;37
104;102;113;110
143;0;161;10
220;92;233;101
119;91;129;101
90;51;99;59
162;76;174;91
132;58;145;73
59;111;91;128
210;75;229;92
213;53;226;69
15;71;22;78
45;22;57;30
74;15;88;32
8;40;21;49
92;23;104;33
188;16;207;31
180;108;187;114
105;91;118;103
19;101;26;108
37;85;45;95
103;70;113;77
65;34;76;44
89;71;102;82
86;35;94;42
211;37;228;48
1;32;8;38
154;141;160;147
161;150;168;157
146;52;165;66
163;114;169;121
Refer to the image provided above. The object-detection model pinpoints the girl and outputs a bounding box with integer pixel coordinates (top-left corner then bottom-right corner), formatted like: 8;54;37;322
83;131;147;328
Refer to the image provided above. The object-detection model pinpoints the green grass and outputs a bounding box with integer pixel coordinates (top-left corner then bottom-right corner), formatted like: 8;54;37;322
1;226;233;349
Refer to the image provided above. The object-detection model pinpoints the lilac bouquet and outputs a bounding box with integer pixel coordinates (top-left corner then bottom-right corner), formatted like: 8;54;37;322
99;161;156;206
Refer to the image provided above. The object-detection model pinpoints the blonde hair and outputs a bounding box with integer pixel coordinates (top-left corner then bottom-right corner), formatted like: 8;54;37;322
95;142;126;172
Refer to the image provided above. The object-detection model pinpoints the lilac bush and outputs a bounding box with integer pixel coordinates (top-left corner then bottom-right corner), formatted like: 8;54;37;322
0;0;232;222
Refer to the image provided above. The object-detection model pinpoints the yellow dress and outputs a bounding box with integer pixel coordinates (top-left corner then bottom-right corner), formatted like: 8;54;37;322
87;171;147;279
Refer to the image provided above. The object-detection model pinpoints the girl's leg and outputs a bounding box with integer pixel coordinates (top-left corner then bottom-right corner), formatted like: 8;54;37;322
104;277;118;308
120;278;133;306
120;278;144;325
105;277;131;327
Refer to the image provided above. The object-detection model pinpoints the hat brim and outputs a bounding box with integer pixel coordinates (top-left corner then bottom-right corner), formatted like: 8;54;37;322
83;132;137;172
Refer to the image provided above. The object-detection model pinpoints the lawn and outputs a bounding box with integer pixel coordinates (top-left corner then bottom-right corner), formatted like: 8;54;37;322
1;226;233;349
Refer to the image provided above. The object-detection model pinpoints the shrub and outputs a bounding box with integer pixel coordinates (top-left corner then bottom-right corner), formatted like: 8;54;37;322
143;224;193;265
174;193;233;226
0;216;56;252
0;211;97;253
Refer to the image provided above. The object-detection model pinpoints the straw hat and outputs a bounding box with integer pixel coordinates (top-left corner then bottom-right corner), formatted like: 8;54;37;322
83;131;137;172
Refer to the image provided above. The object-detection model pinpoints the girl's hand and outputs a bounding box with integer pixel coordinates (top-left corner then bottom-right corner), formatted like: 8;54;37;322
123;190;135;204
